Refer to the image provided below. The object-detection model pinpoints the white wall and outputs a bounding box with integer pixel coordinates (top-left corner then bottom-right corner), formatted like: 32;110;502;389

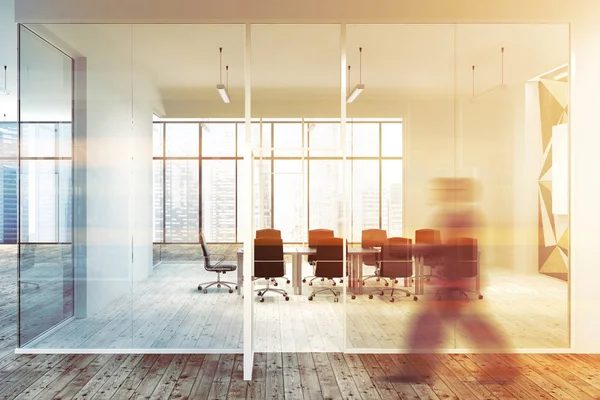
570;18;600;352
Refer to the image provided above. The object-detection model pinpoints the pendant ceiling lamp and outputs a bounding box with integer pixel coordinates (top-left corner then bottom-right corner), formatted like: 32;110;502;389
347;47;364;103
216;47;230;103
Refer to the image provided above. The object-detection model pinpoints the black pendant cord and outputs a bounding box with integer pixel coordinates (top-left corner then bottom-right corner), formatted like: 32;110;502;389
219;47;223;85
501;47;505;86
471;65;475;98
347;65;351;95
359;47;362;85
3;65;6;92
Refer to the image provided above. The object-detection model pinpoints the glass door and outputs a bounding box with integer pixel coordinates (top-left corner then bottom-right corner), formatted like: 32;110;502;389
17;25;74;346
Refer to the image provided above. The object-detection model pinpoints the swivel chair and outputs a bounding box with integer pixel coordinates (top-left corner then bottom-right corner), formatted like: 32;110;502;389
197;232;237;293
254;237;290;302
368;237;418;302
435;237;483;302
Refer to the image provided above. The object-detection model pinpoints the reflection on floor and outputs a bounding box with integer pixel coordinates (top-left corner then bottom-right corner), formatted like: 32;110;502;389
26;260;568;351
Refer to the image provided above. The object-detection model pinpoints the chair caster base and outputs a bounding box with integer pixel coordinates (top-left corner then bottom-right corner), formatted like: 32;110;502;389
368;295;373;299
285;296;290;301
478;294;484;300
308;296;314;301
260;298;265;302
351;295;356;300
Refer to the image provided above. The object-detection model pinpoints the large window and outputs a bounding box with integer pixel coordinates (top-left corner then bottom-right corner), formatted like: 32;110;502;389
0;123;18;244
153;119;403;243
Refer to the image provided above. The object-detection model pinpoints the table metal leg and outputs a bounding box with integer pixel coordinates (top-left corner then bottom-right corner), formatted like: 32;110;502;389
419;256;424;295
350;254;363;295
293;253;301;295
237;252;243;295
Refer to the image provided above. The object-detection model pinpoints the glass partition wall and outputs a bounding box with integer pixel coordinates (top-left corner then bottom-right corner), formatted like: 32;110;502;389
15;22;570;380
132;24;246;351
451;24;570;350
250;24;346;354
18;24;136;349
18;26;75;346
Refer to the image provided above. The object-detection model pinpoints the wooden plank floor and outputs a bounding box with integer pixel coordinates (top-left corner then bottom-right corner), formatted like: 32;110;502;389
23;261;568;351
1;353;600;399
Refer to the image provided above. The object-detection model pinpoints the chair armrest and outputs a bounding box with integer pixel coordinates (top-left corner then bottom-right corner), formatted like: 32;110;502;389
210;254;226;266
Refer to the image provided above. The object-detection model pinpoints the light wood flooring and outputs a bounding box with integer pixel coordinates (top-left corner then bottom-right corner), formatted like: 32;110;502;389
2;352;600;399
23;260;568;351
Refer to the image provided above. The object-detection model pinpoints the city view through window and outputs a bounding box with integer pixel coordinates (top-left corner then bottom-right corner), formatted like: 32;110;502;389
153;119;403;243
0;122;72;245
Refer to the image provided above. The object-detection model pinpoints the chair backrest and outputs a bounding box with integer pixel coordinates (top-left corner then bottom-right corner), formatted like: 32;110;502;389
361;229;387;266
444;237;478;279
199;232;213;270
256;229;282;239
379;237;413;278
254;237;285;279
415;228;442;264
315;237;346;278
361;229;387;248
415;228;441;245
308;229;335;248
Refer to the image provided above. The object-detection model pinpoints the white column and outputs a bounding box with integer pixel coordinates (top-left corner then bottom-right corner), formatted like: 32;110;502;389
243;23;255;380
340;23;348;352
570;20;600;352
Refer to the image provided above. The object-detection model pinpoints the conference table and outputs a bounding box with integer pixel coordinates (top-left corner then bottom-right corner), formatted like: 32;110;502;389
236;245;429;297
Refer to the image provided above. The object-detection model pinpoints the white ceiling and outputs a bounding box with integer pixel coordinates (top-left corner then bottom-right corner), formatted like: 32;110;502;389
39;23;568;115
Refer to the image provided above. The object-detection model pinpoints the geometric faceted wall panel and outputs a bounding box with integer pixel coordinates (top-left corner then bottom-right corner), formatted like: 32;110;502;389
537;79;569;281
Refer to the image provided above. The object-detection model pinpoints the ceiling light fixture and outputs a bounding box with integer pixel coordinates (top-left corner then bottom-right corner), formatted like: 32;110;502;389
216;47;230;103
554;71;568;80
200;122;211;132
0;66;9;96
347;47;364;103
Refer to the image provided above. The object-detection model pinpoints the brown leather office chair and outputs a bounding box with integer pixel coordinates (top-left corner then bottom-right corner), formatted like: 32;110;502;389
309;237;355;302
435;237;483;302
369;237;418;302
254;237;289;302
415;228;442;282
303;229;335;286
361;228;388;286
255;228;290;286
